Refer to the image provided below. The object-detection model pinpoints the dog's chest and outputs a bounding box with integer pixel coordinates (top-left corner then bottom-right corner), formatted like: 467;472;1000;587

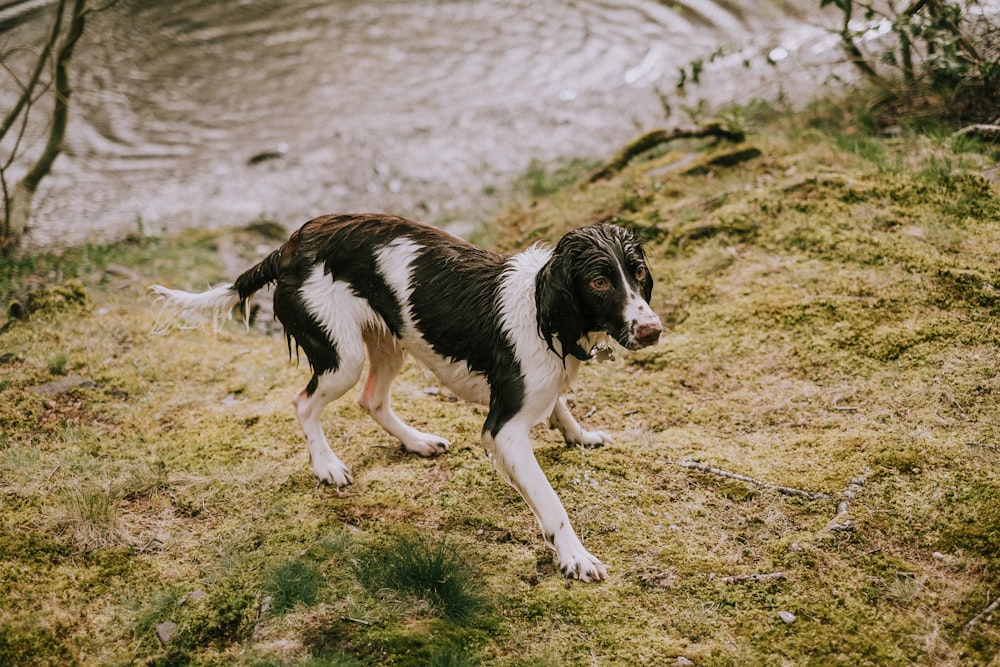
406;339;492;404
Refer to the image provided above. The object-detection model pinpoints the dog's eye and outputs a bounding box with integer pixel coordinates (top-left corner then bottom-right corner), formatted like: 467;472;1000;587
590;277;611;291
635;265;647;282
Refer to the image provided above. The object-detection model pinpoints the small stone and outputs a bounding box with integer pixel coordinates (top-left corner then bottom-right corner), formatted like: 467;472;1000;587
778;610;796;624
156;620;177;645
674;657;695;666
933;551;945;560
178;589;206;606
34;374;98;395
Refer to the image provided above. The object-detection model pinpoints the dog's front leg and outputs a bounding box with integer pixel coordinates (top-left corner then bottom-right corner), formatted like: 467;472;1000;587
484;425;608;582
549;397;611;448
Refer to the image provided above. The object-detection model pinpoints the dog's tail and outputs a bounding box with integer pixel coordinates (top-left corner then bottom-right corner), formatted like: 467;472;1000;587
150;245;285;335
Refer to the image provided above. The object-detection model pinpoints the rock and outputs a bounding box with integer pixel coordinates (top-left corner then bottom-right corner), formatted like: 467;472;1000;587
778;610;796;624
34;374;98;395
156;620;178;645
675;657;696;666
179;589;206;605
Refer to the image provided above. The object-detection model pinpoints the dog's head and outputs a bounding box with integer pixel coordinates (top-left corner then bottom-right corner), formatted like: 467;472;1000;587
536;223;662;360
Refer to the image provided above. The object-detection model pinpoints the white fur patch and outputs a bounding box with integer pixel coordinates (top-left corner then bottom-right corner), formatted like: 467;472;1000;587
299;266;385;359
496;245;565;426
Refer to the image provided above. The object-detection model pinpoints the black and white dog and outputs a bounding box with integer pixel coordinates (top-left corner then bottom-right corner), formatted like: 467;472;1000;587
152;214;661;581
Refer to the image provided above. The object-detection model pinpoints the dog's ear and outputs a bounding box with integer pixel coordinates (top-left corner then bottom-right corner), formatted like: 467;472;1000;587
535;239;590;361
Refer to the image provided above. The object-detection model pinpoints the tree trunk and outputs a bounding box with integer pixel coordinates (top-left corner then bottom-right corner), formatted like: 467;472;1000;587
2;0;87;257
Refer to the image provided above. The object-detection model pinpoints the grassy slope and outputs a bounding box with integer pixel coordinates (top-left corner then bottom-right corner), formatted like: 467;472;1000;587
1;107;999;666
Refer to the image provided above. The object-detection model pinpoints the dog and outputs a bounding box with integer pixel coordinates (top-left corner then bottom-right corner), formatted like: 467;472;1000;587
151;213;662;581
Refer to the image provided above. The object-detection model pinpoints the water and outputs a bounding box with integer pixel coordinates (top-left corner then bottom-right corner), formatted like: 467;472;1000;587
1;0;841;250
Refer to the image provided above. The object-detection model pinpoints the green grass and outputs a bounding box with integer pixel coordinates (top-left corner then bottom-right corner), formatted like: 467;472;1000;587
352;532;490;624
1;99;999;665
265;558;326;614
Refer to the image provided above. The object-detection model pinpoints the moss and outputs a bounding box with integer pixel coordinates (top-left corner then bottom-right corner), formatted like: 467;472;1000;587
169;580;258;651
0;620;78;667
0;530;70;566
936;480;1000;565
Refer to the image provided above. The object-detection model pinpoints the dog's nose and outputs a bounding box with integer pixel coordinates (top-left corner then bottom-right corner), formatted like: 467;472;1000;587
634;321;662;347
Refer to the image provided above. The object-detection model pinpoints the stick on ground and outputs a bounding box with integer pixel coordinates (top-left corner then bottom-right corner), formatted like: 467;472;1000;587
826;468;872;532
673;460;830;501
964;595;1000;635
720;572;786;584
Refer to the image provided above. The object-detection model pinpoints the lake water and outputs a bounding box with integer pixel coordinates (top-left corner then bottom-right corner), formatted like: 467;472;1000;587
1;0;844;250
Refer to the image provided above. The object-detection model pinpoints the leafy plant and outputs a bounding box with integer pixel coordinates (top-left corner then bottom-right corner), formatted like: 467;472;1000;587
820;0;1000;123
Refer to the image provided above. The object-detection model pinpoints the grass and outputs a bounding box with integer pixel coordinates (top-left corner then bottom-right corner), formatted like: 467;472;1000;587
1;98;999;664
266;558;326;614
351;532;490;624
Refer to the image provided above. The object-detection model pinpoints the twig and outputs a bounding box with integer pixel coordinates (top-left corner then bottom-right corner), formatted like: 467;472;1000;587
341;616;373;626
955;124;1000;143
826;468;872;532
674;460;830;500
964;594;1000;635
588;122;745;182
136;536;162;554
721;572;785;584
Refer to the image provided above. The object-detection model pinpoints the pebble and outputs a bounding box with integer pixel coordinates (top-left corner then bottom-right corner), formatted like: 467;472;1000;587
675;657;695;666
33;374;98;395
778;611;796;624
156;621;177;645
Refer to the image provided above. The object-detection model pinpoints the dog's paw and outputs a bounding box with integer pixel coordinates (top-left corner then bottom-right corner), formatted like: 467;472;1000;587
312;457;353;488
565;430;612;449
402;434;451;457
559;548;608;582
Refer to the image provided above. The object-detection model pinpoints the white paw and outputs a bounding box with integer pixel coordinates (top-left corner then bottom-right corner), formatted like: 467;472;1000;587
559;548;608;582
312;456;353;488
402;434;451;457
567;430;612;448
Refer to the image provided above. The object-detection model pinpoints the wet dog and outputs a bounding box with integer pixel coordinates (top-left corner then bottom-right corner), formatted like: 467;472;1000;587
152;213;661;580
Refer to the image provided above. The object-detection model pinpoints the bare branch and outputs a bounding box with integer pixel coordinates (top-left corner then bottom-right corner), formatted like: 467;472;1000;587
20;0;88;196
588;121;746;182
955;124;1000;142
0;0;68;145
964;594;1000;635
672;460;830;501
720;572;786;584
826;467;872;532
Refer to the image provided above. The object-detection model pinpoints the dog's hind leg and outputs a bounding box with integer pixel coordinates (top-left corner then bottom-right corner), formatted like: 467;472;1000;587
294;356;364;487
359;331;450;456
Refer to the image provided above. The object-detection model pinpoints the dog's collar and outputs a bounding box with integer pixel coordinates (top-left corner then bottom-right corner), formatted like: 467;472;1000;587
568;340;617;363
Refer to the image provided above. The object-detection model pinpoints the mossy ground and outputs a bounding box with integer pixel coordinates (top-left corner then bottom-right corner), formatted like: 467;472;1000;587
2;104;999;665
